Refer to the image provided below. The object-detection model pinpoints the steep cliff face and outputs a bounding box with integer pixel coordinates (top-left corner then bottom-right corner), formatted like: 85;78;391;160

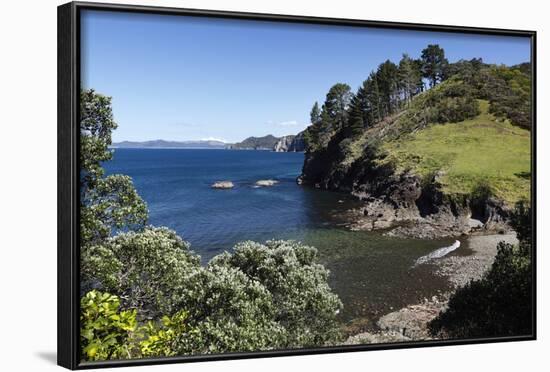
273;132;306;152
298;79;530;239
273;135;295;152
289;131;306;152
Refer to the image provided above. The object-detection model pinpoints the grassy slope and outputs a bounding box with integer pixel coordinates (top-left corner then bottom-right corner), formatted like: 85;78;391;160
378;100;531;204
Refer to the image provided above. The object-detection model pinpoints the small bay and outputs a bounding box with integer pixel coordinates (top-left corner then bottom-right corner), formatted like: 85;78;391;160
105;148;457;326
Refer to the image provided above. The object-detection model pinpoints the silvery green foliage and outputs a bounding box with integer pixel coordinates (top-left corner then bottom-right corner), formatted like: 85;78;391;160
81;227;200;318
209;240;344;347
173;265;287;354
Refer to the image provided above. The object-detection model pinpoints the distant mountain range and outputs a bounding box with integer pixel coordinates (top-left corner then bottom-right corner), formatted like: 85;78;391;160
111;139;227;149
112;133;306;152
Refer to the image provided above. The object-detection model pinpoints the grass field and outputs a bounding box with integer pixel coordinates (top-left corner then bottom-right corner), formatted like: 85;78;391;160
379;101;531;204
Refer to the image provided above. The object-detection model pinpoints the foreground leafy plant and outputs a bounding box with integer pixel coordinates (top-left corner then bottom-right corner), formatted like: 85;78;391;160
80;290;138;361
139;310;191;358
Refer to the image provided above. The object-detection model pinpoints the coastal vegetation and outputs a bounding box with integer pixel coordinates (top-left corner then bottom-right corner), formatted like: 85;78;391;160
80;89;343;361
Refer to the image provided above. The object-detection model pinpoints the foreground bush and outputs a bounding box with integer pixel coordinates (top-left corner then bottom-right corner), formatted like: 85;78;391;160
428;242;532;338
172;264;286;354
81;227;200;318
210;240;343;347
81;237;343;360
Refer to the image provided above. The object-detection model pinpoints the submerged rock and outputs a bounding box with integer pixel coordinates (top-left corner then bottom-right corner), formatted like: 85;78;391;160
211;181;234;189
255;179;279;187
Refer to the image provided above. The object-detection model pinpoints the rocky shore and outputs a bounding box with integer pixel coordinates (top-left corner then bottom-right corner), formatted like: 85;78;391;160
345;233;518;344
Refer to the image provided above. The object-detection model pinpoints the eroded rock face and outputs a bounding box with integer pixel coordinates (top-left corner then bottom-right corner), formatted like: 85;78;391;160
273;136;295;152
273;132;306;152
304;156;511;238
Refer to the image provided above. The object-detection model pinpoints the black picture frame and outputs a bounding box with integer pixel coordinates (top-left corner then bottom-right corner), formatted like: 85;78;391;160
58;1;537;369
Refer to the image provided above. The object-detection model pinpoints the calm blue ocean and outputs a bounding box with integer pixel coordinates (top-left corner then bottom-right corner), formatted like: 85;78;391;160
105;148;456;324
105;149;359;260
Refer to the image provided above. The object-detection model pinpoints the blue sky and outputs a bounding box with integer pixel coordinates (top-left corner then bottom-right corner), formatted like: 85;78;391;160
81;10;531;143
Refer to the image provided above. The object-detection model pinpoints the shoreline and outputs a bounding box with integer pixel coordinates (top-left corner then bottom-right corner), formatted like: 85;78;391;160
344;232;518;344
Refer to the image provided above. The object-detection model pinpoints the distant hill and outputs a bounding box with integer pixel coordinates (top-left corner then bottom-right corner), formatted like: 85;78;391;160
111;139;227;149
228;135;280;150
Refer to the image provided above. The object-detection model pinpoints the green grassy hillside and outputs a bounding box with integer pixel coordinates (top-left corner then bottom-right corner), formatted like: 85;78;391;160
378;100;531;204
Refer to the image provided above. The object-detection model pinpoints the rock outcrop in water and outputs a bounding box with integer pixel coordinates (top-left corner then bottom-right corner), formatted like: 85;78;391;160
211;181;234;189
255;179;279;187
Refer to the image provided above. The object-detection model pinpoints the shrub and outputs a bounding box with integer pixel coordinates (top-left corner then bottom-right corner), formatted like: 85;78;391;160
209;240;344;347
485;66;531;130
82;235;343;356
81;227;200;318
173;265;286;354
80;175;148;247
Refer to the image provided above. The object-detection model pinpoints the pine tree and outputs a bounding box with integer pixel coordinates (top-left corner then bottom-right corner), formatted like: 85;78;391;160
420;44;448;88
398;53;423;104
324;83;353;132
375;60;400;117
347;83;369;136
305;101;322;149
310;101;321;125
364;73;381;125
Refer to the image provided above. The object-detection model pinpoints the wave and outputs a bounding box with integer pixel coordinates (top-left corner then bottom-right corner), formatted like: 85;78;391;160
414;240;461;266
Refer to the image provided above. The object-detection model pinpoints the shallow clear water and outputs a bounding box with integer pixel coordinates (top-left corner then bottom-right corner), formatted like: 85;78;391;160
105;148;460;327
